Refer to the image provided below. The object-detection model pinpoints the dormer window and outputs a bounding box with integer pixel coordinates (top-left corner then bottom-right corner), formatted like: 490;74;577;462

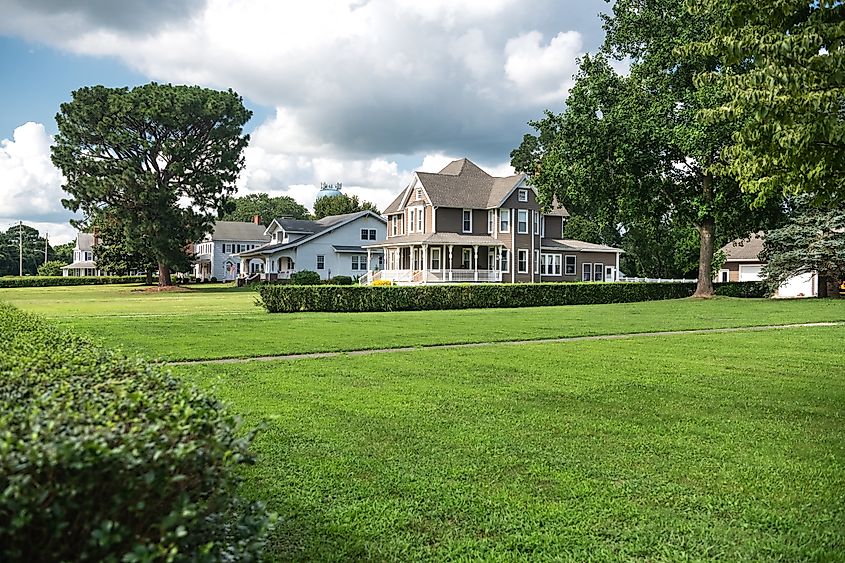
518;189;528;202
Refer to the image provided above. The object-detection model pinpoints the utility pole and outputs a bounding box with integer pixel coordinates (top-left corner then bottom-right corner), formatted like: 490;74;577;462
18;221;23;276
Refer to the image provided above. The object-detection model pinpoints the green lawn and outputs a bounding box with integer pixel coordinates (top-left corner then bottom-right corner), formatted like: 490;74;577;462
174;327;845;561
2;284;844;360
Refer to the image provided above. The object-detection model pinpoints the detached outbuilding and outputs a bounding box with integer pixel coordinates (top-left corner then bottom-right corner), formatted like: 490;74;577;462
716;233;818;298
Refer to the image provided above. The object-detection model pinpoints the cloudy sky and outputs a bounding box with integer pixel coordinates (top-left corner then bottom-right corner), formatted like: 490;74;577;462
0;0;610;243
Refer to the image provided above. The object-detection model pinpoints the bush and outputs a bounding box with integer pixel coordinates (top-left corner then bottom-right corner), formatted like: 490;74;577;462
329;275;353;285
210;276;218;283
36;260;65;277
289;270;321;285
0;303;270;561
257;281;768;313
0;275;147;288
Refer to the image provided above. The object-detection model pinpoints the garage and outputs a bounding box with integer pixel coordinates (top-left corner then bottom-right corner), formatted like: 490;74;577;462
738;264;763;281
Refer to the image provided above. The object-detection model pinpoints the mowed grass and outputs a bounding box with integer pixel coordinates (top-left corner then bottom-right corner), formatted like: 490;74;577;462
2;284;844;360
174;327;845;561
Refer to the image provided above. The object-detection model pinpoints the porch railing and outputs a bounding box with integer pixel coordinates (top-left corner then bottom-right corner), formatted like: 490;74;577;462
364;269;502;284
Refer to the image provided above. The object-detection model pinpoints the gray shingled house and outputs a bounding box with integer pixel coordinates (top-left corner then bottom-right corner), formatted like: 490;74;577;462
362;158;622;284
193;219;271;281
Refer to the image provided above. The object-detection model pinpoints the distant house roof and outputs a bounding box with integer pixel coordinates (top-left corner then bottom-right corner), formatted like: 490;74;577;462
209;221;271;242
384;158;569;215
77;233;95;251
541;239;623;253
720;232;765;262
241;211;386;256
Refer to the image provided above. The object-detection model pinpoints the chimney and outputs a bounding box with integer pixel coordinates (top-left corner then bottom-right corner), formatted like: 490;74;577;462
253;214;261;225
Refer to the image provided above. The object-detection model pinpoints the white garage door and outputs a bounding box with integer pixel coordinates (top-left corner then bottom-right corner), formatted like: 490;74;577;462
738;264;763;281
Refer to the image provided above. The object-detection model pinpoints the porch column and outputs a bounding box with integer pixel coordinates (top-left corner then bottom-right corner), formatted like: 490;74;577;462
497;246;502;282
473;245;479;282
615;252;620;281
240;257;248;277
367;248;373;275
422;245;428;284
448;245;454;282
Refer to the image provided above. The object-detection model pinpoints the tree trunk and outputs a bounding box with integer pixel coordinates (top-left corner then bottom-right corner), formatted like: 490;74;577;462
158;262;173;286
693;217;716;298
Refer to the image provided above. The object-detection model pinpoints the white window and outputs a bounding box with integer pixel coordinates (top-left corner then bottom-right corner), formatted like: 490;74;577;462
408;208;415;233
352;255;366;270
517;210;528;234
534;211;540;235
719;269;729;282
582;262;592;281
565;255;576;275
463;209;472;233
541;217;545;238
517;249;528;273
541;254;562;276
416;187;423;200
594;263;604;282
487;209;495;234
500;249;510;272
499;209;510;232
391;216;398;236
431;247;441;269
418;208;424;232
316;255;325;270
462;248;472;269
518;189;528;202
534;249;540;274
488;252;495;270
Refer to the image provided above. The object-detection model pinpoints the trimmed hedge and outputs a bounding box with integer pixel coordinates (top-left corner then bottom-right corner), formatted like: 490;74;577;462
257;281;766;313
0;275;148;288
714;280;768;298
0;303;270;561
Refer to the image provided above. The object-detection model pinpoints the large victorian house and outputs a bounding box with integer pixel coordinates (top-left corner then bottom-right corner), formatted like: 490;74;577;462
362;159;622;284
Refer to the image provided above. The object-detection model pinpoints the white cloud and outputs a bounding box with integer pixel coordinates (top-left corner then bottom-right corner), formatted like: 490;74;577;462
0;219;77;245
504;30;583;103
0;122;68;222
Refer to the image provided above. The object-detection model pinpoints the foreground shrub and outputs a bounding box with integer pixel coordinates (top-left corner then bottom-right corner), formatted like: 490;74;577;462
289;270;321;285
0;303;270;561
258;281;767;313
0;275;147;288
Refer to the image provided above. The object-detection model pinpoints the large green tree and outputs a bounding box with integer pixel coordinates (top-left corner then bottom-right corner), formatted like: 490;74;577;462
52;83;252;286
313;193;380;220
222;193;309;224
0;224;50;277
512;0;783;296
88;210;158;280
691;0;844;203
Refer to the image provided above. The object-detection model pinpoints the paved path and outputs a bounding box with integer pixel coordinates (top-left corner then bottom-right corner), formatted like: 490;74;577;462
165;321;843;366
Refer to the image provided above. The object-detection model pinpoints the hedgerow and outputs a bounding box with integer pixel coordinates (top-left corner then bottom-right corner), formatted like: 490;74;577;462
257;281;767;313
0;303;270;561
0;275;148;288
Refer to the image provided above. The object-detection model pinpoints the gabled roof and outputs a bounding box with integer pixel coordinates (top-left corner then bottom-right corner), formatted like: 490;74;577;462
721;232;764;262
240;210;386;256
77;233;95;251
209;221;271;242
385;158;568;215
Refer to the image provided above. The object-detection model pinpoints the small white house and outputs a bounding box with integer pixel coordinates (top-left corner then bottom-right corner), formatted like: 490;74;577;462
716;233;818;298
62;233;104;277
193;219;271;281
237;211;386;281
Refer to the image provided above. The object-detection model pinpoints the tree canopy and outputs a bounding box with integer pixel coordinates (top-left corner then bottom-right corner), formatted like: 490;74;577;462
221;193;309;224
313;193;380;220
52;83;252;285
691;0;844;203
0;224;53;277
512;0;783;295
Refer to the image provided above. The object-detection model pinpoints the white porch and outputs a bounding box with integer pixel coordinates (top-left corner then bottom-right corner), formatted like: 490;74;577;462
361;240;505;285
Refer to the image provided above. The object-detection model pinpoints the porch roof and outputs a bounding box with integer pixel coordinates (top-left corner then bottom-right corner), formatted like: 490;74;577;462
540;238;623;253
332;245;384;254
62;260;96;270
364;233;505;248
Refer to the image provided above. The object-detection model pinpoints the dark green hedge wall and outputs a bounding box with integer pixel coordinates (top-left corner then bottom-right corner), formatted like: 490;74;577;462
0;303;270;561
0;275;148;288
257;281;767;313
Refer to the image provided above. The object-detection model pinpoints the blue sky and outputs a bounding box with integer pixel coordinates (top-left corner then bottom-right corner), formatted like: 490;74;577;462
0;0;608;243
